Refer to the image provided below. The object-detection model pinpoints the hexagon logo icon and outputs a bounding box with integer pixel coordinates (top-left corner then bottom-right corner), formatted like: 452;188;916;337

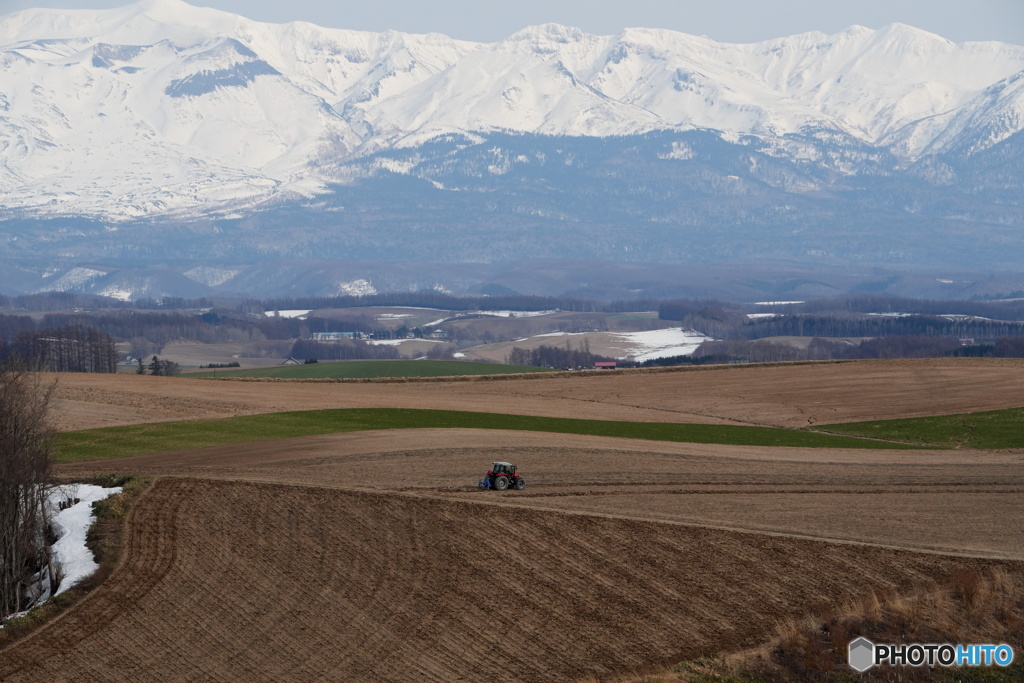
848;637;875;672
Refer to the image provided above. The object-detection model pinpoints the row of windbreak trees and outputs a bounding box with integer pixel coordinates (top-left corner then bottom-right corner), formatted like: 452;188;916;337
644;335;1024;367
506;343;616;369
0;325;117;373
732;314;1024;341
658;296;1024;326
289;339;401;361
656;302;1024;342
3;291;666;316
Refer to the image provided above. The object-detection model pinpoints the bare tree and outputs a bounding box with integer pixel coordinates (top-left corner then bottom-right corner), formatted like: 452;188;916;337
0;361;56;617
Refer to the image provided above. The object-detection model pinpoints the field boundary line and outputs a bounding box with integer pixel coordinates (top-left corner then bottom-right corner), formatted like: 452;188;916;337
212;359;857;384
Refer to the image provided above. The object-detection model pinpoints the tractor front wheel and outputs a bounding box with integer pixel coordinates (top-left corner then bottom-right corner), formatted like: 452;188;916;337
514;478;526;490
494;475;509;491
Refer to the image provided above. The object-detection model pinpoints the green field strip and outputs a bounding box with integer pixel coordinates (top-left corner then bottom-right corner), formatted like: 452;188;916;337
817;406;1024;449
190;360;553;379
55;408;920;463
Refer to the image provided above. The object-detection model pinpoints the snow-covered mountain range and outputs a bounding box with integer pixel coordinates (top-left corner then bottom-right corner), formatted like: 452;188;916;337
3;0;1023;221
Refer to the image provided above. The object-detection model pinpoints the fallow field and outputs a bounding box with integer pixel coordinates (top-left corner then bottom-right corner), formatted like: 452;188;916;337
2;358;1022;680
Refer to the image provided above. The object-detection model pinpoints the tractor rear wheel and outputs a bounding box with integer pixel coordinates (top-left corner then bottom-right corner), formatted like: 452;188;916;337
514;478;526;490
494;475;509;491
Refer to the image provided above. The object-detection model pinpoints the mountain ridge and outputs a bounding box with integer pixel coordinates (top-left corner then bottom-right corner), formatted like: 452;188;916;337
2;1;1024;301
2;0;1023;222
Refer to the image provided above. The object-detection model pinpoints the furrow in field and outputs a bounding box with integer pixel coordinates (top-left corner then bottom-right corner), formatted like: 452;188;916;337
1;478;1015;682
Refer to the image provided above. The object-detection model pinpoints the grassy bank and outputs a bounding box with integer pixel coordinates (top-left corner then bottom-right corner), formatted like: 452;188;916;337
54;408;920;463
638;567;1024;682
818;406;1024;449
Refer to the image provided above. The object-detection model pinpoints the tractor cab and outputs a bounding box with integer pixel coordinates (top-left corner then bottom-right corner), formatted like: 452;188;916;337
491;461;515;476
479;461;525;491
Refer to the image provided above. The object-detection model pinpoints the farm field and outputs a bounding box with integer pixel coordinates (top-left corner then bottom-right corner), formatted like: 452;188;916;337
0;478;1008;682
46;357;1024;431
456;327;710;363
155;341;290;370
4;357;1023;680
189;359;552;379
56;428;1024;559
54;407;920;463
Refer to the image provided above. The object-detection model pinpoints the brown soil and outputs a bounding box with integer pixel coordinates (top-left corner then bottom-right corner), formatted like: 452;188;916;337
48;357;1024;431
0;478;1010;682
58;429;1024;560
4;358;1022;680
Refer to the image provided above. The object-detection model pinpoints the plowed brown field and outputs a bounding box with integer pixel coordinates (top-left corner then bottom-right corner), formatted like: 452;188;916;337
0;478;1010;682
58;429;1024;560
3;358;1021;680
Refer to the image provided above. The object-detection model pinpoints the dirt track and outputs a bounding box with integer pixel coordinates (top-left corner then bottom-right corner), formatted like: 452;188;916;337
4;358;1022;680
0;478;1010;682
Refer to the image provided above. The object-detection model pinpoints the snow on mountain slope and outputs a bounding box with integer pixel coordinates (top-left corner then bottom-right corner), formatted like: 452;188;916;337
1;0;1023;221
363;25;664;144
0;0;476;218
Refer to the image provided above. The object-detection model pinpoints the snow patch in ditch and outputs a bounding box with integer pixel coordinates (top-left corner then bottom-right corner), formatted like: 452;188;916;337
2;484;121;624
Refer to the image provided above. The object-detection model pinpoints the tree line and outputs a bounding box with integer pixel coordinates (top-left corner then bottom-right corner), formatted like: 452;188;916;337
0;363;55;616
657;304;1024;343
735;315;1024;341
0;324;117;373
261;292;605;314
506;343;615;369
289;339;401;361
643;335;1024;367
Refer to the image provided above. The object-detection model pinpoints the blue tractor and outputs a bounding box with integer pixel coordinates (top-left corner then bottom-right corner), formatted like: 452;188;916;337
478;461;526;491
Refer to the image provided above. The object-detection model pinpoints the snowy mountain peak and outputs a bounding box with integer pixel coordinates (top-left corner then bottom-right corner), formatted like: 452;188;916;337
506;23;588;45
1;2;1023;223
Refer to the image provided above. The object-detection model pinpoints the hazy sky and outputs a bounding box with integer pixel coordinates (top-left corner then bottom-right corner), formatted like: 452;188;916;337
2;0;1022;45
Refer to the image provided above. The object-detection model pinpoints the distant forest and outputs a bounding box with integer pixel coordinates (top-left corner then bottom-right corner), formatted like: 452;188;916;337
506;344;616;370
0;324;117;373
5;291;1024;369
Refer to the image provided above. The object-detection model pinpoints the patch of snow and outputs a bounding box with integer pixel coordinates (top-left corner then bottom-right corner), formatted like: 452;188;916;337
746;313;779;319
184;266;242;287
425;310;556;327
97;286;134;302
264;309;311;319
335;279;377;296
49;484;121;596
365;338;442;346
452;352;466;358
4;483;121;623
614;328;712;362
477;309;557;318
372;158;417;175
532;331;589;338
753;301;805;306
658;141;696;160
37;267;107;292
